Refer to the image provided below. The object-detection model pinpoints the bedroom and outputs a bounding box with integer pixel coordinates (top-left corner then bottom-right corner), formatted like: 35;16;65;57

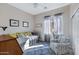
0;3;79;55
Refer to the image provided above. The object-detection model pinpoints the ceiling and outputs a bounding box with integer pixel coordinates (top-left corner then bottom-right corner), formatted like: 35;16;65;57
8;3;70;15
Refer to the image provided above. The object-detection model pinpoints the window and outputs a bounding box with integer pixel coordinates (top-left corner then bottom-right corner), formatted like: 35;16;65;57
54;13;63;34
44;16;51;35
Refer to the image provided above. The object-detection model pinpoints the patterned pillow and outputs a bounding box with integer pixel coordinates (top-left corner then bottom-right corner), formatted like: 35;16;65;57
24;32;32;36
17;33;27;44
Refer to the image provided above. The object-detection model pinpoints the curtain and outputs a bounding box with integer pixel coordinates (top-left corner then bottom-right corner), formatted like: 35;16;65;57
54;13;63;35
44;16;51;35
44;16;51;41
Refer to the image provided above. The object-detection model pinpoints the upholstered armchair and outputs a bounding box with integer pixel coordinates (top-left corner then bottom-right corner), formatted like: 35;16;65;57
50;33;73;55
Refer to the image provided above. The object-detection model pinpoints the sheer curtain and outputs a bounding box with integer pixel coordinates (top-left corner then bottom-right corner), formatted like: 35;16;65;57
44;16;51;35
54;13;63;35
44;16;51;41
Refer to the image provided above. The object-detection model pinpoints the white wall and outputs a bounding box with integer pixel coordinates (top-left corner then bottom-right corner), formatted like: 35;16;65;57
0;3;78;54
70;3;79;55
1;3;79;54
0;4;34;35
34;5;71;41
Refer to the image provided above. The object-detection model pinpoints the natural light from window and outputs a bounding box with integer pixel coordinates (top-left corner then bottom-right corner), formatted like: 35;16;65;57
44;16;51;35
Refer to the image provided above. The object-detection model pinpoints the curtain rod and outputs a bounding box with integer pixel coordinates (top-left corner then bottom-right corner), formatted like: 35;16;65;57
54;13;63;16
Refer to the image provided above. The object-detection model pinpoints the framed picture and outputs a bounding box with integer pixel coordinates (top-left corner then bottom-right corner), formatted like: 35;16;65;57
10;19;19;27
23;21;29;27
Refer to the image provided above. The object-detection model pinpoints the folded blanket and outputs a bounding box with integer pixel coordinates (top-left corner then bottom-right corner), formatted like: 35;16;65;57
23;44;50;55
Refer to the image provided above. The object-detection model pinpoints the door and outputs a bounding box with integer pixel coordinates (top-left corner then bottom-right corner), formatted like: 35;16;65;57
72;9;79;55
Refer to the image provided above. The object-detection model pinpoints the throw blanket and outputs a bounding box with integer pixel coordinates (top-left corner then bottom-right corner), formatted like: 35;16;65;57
23;44;50;55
